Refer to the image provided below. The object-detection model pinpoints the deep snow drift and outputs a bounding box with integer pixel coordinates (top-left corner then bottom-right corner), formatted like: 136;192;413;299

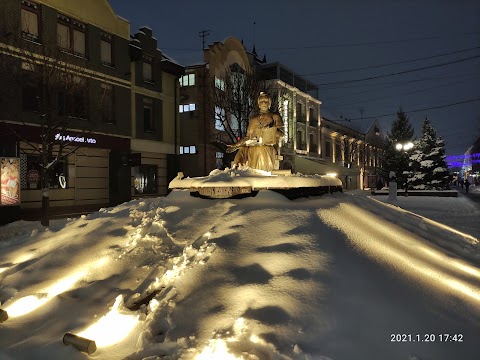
0;189;479;360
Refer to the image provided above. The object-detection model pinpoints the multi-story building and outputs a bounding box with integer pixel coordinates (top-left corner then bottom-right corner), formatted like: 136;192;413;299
0;0;183;221
128;26;184;200
178;37;251;177
254;61;322;171
177;36;385;189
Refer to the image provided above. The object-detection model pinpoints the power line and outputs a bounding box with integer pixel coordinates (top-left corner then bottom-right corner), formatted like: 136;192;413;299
301;46;480;76
159;32;480;51
318;71;480;91
323;75;480;109
316;54;480;86
259;32;480;50
323;72;480;100
334;97;480;122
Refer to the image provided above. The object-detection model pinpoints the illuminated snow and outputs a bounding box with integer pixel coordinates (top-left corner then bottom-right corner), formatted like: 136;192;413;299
77;295;139;348
0;187;479;360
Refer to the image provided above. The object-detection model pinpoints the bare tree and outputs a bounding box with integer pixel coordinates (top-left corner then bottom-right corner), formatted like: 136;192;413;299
0;36;110;226
207;65;284;167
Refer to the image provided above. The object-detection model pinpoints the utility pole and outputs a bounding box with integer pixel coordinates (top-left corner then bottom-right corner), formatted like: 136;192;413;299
199;30;210;50
359;106;365;120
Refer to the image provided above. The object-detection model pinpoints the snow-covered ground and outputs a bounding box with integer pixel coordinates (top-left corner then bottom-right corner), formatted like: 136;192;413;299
0;183;479;360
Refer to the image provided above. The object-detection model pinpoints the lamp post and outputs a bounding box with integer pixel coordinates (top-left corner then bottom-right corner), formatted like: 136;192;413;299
395;141;414;197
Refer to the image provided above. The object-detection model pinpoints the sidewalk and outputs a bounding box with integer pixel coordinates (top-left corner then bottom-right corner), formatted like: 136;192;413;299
19;203;109;221
350;189;480;240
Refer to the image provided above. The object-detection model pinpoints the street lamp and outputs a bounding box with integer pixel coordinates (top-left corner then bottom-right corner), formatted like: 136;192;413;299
395;142;413;151
395;141;414;196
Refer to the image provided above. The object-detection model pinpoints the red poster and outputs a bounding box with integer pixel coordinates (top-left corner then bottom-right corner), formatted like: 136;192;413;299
1;158;21;206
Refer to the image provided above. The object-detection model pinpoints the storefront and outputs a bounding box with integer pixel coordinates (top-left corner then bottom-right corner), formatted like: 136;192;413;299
0;123;131;213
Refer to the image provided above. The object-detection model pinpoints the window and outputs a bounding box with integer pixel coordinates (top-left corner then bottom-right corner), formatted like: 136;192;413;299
309;107;317;125
57;14;86;57
143;98;154;131
325;140;331;157
296;102;304;122
24;155;67;189
179;74;195;86
134;165;157;194
101;83;114;123
179;103;196;113
100;33;113;66
21;63;41;112
179;146;197;155
335;143;342;162
58;75;87;119
215;77;225;91
143;55;153;83
21;1;40;42
230;114;239;134
215;106;225;131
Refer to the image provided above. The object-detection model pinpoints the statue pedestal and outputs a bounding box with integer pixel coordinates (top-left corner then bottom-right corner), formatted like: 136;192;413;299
388;181;397;201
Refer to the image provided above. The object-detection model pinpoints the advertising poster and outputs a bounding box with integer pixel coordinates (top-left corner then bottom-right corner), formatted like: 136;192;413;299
1;158;21;206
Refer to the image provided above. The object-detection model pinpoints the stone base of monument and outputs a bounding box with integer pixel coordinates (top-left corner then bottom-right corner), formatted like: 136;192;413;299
169;167;342;200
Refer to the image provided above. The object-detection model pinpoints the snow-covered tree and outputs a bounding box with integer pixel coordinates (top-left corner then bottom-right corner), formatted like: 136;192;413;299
382;108;415;188
408;117;451;190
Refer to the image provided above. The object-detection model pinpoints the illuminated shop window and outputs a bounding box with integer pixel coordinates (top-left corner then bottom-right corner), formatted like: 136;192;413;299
22;155;67;190
134;165;157;194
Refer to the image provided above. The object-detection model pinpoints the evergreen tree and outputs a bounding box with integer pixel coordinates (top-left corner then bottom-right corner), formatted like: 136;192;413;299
382;108;415;188
408;117;451;190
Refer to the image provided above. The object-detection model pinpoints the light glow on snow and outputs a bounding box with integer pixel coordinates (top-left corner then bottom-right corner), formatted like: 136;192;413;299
195;338;242;360
4;257;109;317
5;269;88;317
77;295;139;348
4;295;49;317
195;318;250;360
14;252;34;264
318;203;480;304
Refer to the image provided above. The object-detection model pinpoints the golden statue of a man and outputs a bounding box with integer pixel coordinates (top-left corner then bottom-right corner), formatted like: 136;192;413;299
227;92;284;171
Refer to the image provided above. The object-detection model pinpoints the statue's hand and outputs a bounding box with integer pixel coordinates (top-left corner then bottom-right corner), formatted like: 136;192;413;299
226;144;237;153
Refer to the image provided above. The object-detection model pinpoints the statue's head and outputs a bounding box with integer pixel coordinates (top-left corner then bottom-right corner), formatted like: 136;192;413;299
258;92;271;111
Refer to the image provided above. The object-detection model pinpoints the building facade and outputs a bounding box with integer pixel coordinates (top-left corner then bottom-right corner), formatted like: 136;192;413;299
0;0;183;218
177;36;385;189
178;37;251;177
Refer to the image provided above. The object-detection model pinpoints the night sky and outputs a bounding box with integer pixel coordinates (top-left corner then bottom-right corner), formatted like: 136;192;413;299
109;0;480;157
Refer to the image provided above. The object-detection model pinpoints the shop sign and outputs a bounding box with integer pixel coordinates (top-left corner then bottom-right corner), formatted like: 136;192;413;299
55;133;97;144
1;158;21;206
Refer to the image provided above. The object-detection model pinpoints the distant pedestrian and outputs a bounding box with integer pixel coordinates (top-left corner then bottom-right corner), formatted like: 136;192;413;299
460;179;464;189
464;179;470;193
